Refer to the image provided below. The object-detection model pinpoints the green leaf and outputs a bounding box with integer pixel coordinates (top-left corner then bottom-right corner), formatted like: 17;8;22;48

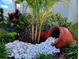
7;32;17;38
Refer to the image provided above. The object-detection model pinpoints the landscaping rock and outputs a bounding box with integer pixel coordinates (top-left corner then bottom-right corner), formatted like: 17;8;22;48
6;37;60;59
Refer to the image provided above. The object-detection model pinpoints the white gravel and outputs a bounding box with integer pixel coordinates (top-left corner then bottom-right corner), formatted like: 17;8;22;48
5;37;60;59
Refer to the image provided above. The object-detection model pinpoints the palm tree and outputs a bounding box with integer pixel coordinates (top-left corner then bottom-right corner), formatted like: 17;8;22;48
16;0;58;43
16;0;70;43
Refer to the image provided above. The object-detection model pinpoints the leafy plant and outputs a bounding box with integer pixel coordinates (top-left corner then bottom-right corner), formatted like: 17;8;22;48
69;23;78;40
16;0;57;43
0;14;33;43
0;32;17;43
43;13;71;29
14;14;33;42
61;23;78;59
0;33;7;59
0;30;16;59
0;39;8;59
15;0;71;43
0;17;14;32
62;44;78;59
16;14;32;30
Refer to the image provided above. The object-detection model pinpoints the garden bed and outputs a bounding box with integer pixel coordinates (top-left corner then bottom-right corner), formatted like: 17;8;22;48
0;3;77;58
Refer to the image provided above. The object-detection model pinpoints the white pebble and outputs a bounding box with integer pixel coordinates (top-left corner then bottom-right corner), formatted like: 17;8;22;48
5;37;60;59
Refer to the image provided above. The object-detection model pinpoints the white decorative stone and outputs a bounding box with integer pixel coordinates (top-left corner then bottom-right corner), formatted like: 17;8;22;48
5;37;60;59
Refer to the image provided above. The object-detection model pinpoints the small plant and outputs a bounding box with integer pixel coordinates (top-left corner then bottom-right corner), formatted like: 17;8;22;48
0;32;17;43
0;32;16;59
0;40;8;59
69;23;78;40
61;23;78;59
0;43;7;59
43;13;71;29
16;14;32;31
15;14;33;42
62;44;78;59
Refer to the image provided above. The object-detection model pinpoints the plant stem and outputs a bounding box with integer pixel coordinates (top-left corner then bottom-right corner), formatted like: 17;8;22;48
35;19;38;43
32;19;34;43
38;16;43;43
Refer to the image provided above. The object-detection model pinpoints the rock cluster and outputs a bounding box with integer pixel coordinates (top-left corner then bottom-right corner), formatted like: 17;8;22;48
6;37;60;59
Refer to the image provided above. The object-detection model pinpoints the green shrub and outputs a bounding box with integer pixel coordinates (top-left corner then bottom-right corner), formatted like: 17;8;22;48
69;23;78;40
62;43;78;59
0;41;8;59
0;32;16;59
0;32;17;43
15;14;32;31
62;23;78;59
43;13;71;29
